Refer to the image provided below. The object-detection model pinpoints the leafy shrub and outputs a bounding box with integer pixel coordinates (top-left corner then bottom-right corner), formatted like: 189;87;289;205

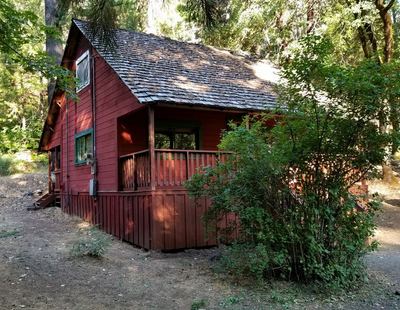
0;155;17;175
186;37;392;288
191;299;207;310
0;152;47;176
0;229;19;238
71;226;112;258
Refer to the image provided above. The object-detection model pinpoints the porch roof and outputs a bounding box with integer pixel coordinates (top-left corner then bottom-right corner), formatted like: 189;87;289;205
74;19;278;111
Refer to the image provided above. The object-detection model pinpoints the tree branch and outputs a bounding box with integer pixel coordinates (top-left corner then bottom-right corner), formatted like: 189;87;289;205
384;0;396;13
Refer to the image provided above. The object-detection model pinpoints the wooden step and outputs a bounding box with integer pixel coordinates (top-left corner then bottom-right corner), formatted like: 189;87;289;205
27;193;58;211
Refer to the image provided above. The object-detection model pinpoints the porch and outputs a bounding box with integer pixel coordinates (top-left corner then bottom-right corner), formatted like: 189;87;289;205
119;149;230;191
117;105;239;192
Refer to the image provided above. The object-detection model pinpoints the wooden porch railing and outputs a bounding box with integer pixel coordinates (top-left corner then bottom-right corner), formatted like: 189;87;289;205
119;149;231;191
119;150;151;190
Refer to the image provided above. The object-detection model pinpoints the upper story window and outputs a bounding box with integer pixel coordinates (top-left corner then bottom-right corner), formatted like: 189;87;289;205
76;50;90;92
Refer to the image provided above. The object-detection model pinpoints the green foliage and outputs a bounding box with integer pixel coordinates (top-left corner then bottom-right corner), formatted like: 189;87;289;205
0;229;19;238
177;0;399;66
0;0;76;153
219;295;241;307
177;0;323;60
116;0;147;31
71;226;112;258
191;299;207;310
0;152;47;176
186;36;391;288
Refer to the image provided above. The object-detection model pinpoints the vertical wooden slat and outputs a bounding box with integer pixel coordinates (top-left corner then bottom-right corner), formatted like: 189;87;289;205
74;195;77;216
119;196;124;239
164;194;175;250
83;195;86;221
99;196;106;231
186;194;196;248
134;196;139;245
148;107;156;190
173;153;177;186
89;196;93;224
112;196;116;237
128;196;134;243
122;196;128;242
114;196;120;239
144;195;150;249
163;152;168;186
155;152;160;187
108;196;112;234
168;152;173;187
180;152;184;185
151;194;164;250
175;194;186;249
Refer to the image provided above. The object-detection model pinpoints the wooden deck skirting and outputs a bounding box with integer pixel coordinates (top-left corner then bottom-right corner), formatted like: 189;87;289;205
61;190;238;250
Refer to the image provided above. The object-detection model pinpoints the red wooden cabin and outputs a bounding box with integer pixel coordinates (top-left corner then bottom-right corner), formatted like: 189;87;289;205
39;19;278;250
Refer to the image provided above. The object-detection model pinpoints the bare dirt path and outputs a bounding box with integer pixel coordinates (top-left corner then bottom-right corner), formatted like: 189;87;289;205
366;181;400;287
0;173;399;309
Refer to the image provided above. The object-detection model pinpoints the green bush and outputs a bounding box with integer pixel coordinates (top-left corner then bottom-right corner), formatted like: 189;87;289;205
0;155;17;175
0;229;19;238
0;152;47;176
71;226;112;258
186;37;393;288
191;299;207;310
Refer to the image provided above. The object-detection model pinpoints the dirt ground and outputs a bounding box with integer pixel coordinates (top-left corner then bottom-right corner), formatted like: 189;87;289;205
0;173;399;310
366;181;400;287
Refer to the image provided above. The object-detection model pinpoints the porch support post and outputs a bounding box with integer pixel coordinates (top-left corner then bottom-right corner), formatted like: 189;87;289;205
148;106;156;190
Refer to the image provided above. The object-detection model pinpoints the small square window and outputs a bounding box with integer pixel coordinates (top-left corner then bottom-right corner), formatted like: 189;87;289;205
75;129;93;165
76;50;90;92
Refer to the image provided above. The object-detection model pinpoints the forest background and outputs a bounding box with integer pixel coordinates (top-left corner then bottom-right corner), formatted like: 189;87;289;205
0;0;399;168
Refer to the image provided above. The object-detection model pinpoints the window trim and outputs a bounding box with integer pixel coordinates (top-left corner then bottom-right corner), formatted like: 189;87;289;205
76;50;90;92
74;128;93;166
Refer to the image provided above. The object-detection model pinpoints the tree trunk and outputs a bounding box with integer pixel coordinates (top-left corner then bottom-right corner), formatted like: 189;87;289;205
372;0;396;182
307;0;315;34
45;0;64;104
375;0;395;63
45;0;63;64
393;7;398;50
357;26;370;58
381;10;394;62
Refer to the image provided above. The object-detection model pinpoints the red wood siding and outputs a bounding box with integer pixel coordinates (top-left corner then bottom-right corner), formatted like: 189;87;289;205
117;108;148;156
154;106;241;150
61;192;151;249
94;51;143;191
61;190;238;250
44;34;144;194
47;100;65;150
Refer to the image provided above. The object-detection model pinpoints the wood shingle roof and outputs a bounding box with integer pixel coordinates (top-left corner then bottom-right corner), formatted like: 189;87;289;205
74;19;278;111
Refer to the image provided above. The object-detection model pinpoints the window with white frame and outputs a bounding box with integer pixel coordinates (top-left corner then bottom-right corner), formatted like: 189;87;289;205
76;50;90;91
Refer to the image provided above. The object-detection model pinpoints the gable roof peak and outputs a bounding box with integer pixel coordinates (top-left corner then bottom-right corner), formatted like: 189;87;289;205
73;19;278;111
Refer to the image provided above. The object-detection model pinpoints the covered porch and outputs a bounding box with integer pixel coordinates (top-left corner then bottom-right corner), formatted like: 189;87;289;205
117;105;240;192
